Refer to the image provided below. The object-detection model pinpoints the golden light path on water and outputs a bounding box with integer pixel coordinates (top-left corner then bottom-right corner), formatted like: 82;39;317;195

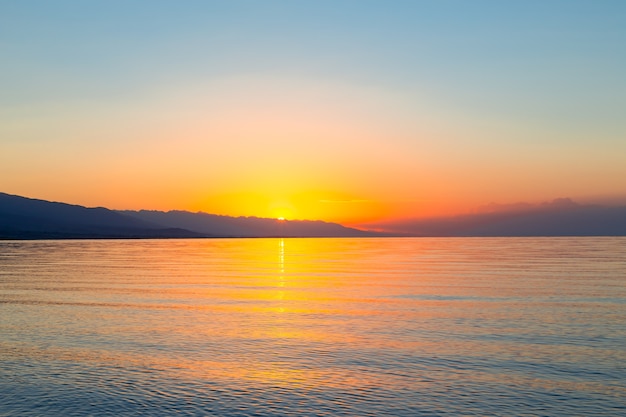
1;237;625;416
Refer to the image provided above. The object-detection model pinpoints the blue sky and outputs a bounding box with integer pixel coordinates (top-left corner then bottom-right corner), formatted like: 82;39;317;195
2;1;625;221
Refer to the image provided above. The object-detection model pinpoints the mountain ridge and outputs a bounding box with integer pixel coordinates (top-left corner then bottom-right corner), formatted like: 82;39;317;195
365;199;626;236
2;192;625;238
118;209;371;238
0;192;374;239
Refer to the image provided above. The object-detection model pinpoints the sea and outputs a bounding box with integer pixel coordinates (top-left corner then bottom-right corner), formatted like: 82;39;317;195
1;237;625;416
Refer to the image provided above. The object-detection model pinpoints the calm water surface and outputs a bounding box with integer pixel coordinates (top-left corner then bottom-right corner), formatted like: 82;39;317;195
1;237;625;416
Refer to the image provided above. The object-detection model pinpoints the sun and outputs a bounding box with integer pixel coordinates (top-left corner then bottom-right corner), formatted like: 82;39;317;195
271;203;294;221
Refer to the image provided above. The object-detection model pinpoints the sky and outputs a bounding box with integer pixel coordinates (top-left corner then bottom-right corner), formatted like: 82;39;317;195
1;0;625;225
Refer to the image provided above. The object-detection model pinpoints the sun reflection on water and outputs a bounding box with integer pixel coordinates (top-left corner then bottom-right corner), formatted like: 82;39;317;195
278;238;285;276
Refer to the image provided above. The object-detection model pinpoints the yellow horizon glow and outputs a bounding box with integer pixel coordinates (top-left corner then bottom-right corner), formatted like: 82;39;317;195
2;75;625;225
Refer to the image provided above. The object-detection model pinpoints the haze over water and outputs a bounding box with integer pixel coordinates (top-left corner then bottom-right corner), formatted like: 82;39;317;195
1;237;625;416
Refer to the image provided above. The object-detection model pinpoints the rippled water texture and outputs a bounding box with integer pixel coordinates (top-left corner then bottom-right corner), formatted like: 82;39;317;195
1;237;625;416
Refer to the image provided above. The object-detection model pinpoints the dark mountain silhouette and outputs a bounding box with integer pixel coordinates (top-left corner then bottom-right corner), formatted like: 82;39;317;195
119;210;372;238
366;198;626;236
0;192;374;239
0;192;204;239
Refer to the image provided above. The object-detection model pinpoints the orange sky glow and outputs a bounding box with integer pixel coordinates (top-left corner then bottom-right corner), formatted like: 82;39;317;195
1;2;625;227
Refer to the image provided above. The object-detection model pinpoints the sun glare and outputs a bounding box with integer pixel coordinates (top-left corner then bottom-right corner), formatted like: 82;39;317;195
271;203;294;221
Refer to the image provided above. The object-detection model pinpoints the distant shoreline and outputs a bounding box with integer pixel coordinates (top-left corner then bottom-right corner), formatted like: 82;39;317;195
2;234;625;241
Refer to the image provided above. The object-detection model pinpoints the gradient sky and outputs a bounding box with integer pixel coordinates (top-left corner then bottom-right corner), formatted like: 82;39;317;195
2;0;625;225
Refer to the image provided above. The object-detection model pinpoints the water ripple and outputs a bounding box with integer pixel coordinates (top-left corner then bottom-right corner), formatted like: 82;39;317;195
1;237;625;416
